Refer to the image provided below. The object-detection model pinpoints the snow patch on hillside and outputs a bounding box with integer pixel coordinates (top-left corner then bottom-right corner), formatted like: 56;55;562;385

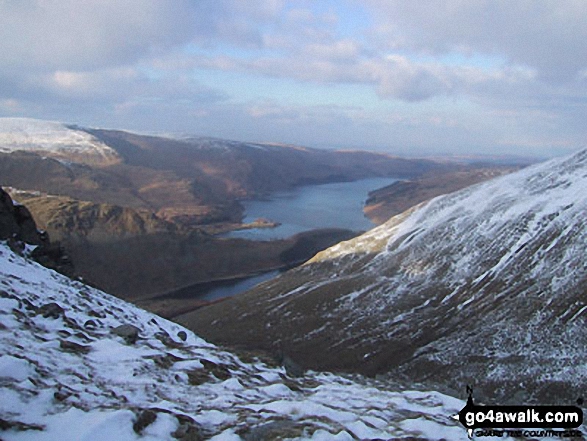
0;118;119;165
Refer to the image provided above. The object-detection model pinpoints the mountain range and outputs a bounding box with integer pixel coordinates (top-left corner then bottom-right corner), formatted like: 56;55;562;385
0;118;455;304
182;148;587;405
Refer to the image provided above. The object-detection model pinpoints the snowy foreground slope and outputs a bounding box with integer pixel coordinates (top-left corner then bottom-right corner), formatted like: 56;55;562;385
184;148;587;404
0;243;472;440
0;118;119;165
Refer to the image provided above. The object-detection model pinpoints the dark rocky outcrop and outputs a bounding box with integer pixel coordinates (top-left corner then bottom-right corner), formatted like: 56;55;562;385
0;187;41;245
0;187;74;276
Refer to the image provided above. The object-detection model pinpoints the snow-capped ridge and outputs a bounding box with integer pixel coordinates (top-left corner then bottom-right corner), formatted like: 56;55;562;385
0;117;120;166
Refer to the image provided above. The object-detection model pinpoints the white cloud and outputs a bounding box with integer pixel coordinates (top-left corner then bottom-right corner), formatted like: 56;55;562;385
0;0;286;72
0;0;585;157
364;0;587;82
303;40;361;61
0;0;197;71
48;68;139;97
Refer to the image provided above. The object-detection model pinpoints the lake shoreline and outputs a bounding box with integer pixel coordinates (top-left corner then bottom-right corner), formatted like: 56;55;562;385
135;227;360;319
227;177;397;240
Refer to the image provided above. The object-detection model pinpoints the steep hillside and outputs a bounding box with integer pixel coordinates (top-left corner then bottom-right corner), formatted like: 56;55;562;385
85;129;442;200
0;118;449;223
0;241;470;440
5;189;177;241
364;165;520;224
182;149;587;404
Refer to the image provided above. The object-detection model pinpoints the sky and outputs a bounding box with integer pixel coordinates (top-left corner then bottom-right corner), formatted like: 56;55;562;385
0;0;586;158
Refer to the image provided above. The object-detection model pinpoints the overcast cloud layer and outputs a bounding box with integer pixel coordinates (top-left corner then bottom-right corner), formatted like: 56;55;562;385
1;0;586;157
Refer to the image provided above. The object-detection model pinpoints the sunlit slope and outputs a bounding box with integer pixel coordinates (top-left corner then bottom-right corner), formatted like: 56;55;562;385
0;118;120;165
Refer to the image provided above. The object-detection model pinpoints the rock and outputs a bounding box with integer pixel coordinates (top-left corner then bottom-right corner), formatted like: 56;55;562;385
155;332;184;349
177;330;187;341
0;418;44;432
150;352;185;369
240;420;301;441
7;237;25;255
111;324;141;344
83;319;97;329
133;409;157;435
172;415;204;441
276;352;304;377
38;302;64;319
186;369;211;386
53;390;71;402
200;359;231;381
19;298;36;311
0;189;41;245
0;187;74;276
59;340;91;355
31;242;75;277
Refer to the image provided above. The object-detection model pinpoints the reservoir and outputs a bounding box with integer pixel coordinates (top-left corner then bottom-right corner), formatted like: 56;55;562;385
228;177;397;240
165;270;282;303
168;177;396;306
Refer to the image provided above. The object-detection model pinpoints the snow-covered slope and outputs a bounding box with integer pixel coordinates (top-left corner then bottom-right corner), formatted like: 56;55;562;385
0;118;119;165
0;242;472;440
184;148;587;404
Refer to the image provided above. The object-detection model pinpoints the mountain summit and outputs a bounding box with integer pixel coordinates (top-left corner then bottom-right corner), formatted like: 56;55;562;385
0;118;121;166
182;148;587;404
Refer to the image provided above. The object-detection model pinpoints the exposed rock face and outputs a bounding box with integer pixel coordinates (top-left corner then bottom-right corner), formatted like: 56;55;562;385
0;187;73;276
6;190;178;242
181;149;587;405
0;187;41;245
111;324;141;344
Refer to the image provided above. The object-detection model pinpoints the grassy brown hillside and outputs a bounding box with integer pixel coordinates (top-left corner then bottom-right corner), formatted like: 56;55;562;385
0;123;459;307
7;189;358;313
86;130;442;197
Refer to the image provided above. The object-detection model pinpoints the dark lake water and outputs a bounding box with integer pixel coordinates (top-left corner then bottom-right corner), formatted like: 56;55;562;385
228;177;397;240
168;177;397;303
167;270;282;302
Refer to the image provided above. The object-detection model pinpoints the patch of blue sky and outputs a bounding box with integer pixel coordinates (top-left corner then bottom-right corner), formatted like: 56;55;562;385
137;65;164;81
193;67;382;110
184;42;285;62
407;51;507;70
308;0;373;39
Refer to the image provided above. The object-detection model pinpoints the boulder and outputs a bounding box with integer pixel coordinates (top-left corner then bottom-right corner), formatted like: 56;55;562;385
111;324;141;344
